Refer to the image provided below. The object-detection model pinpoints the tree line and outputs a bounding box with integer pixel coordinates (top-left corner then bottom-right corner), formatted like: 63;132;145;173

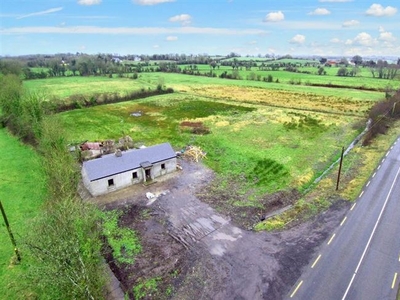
1;53;399;82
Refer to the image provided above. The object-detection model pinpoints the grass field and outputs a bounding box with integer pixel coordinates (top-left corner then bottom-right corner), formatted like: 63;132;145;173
24;76;153;99
24;71;395;207
57;84;365;196
137;72;385;101
179;65;399;91
0;129;47;299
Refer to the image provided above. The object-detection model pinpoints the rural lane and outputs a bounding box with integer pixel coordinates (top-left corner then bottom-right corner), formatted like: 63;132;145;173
286;136;400;300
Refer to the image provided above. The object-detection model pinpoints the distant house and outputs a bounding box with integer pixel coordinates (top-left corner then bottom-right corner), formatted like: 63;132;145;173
82;143;177;196
325;61;337;67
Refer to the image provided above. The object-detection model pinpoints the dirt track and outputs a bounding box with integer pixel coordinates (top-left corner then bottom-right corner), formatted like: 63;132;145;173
96;159;350;300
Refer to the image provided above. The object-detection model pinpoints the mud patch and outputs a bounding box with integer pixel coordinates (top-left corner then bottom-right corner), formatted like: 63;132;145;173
103;204;187;299
98;160;351;300
198;176;300;229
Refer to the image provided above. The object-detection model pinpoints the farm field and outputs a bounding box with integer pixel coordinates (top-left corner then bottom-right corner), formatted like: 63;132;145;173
25;72;387;102
178;65;399;91
137;72;385;101
24;76;153;99
51;75;375;200
0;129;47;299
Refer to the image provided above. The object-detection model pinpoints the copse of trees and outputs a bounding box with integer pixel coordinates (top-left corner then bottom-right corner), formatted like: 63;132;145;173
363;90;400;146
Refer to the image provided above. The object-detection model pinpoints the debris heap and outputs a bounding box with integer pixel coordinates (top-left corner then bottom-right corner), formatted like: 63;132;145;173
183;146;207;162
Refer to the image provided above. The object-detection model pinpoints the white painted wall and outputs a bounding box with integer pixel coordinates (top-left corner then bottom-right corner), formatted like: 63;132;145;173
83;157;177;196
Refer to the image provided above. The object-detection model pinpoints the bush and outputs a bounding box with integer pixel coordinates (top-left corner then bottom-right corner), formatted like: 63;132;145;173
363;91;400;145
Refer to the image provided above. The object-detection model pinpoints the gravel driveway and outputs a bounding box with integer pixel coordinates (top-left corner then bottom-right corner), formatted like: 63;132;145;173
91;159;350;300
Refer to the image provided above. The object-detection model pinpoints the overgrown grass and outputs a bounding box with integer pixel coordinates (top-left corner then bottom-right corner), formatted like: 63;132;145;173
24;76;153;99
57;94;254;144
133;277;161;300
58;90;362;196
256;120;400;231
101;210;141;265
0;128;47;299
24;72;387;102
136;73;386;101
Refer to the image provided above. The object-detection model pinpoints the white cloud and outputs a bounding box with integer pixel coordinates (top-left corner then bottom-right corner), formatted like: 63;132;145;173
17;7;63;19
365;4;397;17
379;28;396;42
153;44;160;48
290;34;305;44
264;11;284;22
342;20;359;27
169;14;192;26
308;8;331;16
379;31;395;42
0;26;267;36
330;38;341;43
133;0;175;5
319;0;352;2
353;32;377;46
345;39;353;45
166;36;178;41
78;0;101;5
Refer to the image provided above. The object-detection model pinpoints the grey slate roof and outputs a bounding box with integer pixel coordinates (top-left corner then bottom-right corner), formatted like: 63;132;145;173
83;143;176;181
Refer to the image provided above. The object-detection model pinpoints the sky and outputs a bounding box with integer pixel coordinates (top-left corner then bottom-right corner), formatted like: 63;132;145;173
0;0;399;57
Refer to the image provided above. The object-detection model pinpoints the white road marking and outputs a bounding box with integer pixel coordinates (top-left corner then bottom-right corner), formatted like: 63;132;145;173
340;217;347;226
290;280;303;298
311;254;321;268
373;172;376;178
350;203;356;211
328;234;336;245
392;273;398;289
378;165;381;170
342;165;400;300
366;181;370;187
359;191;364;198
382;159;385;163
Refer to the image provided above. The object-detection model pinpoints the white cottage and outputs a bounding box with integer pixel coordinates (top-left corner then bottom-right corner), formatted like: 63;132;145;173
82;143;177;196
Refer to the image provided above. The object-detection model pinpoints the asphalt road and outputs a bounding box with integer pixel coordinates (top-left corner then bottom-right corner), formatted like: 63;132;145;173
286;137;400;300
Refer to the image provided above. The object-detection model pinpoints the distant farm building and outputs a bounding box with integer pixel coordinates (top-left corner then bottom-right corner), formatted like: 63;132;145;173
82;143;177;196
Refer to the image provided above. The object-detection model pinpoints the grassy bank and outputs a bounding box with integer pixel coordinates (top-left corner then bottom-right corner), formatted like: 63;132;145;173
256;120;400;231
0;129;46;299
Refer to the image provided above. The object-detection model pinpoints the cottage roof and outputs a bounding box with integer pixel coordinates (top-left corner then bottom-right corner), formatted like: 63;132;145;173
83;143;176;181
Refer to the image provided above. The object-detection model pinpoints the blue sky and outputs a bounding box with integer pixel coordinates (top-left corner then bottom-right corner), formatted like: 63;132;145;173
0;0;399;57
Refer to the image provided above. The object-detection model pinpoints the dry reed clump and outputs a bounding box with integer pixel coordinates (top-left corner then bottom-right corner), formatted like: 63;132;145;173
189;85;373;116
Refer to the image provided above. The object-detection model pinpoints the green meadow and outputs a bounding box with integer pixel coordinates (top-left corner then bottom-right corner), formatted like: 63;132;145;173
54;79;366;197
22;69;393;206
24;76;153;99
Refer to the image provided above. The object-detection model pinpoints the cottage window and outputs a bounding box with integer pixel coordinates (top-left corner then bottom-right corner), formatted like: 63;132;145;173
132;172;138;179
108;179;114;187
161;163;166;170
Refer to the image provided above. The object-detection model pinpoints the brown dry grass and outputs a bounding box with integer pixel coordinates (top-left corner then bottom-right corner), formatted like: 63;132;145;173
186;85;375;116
